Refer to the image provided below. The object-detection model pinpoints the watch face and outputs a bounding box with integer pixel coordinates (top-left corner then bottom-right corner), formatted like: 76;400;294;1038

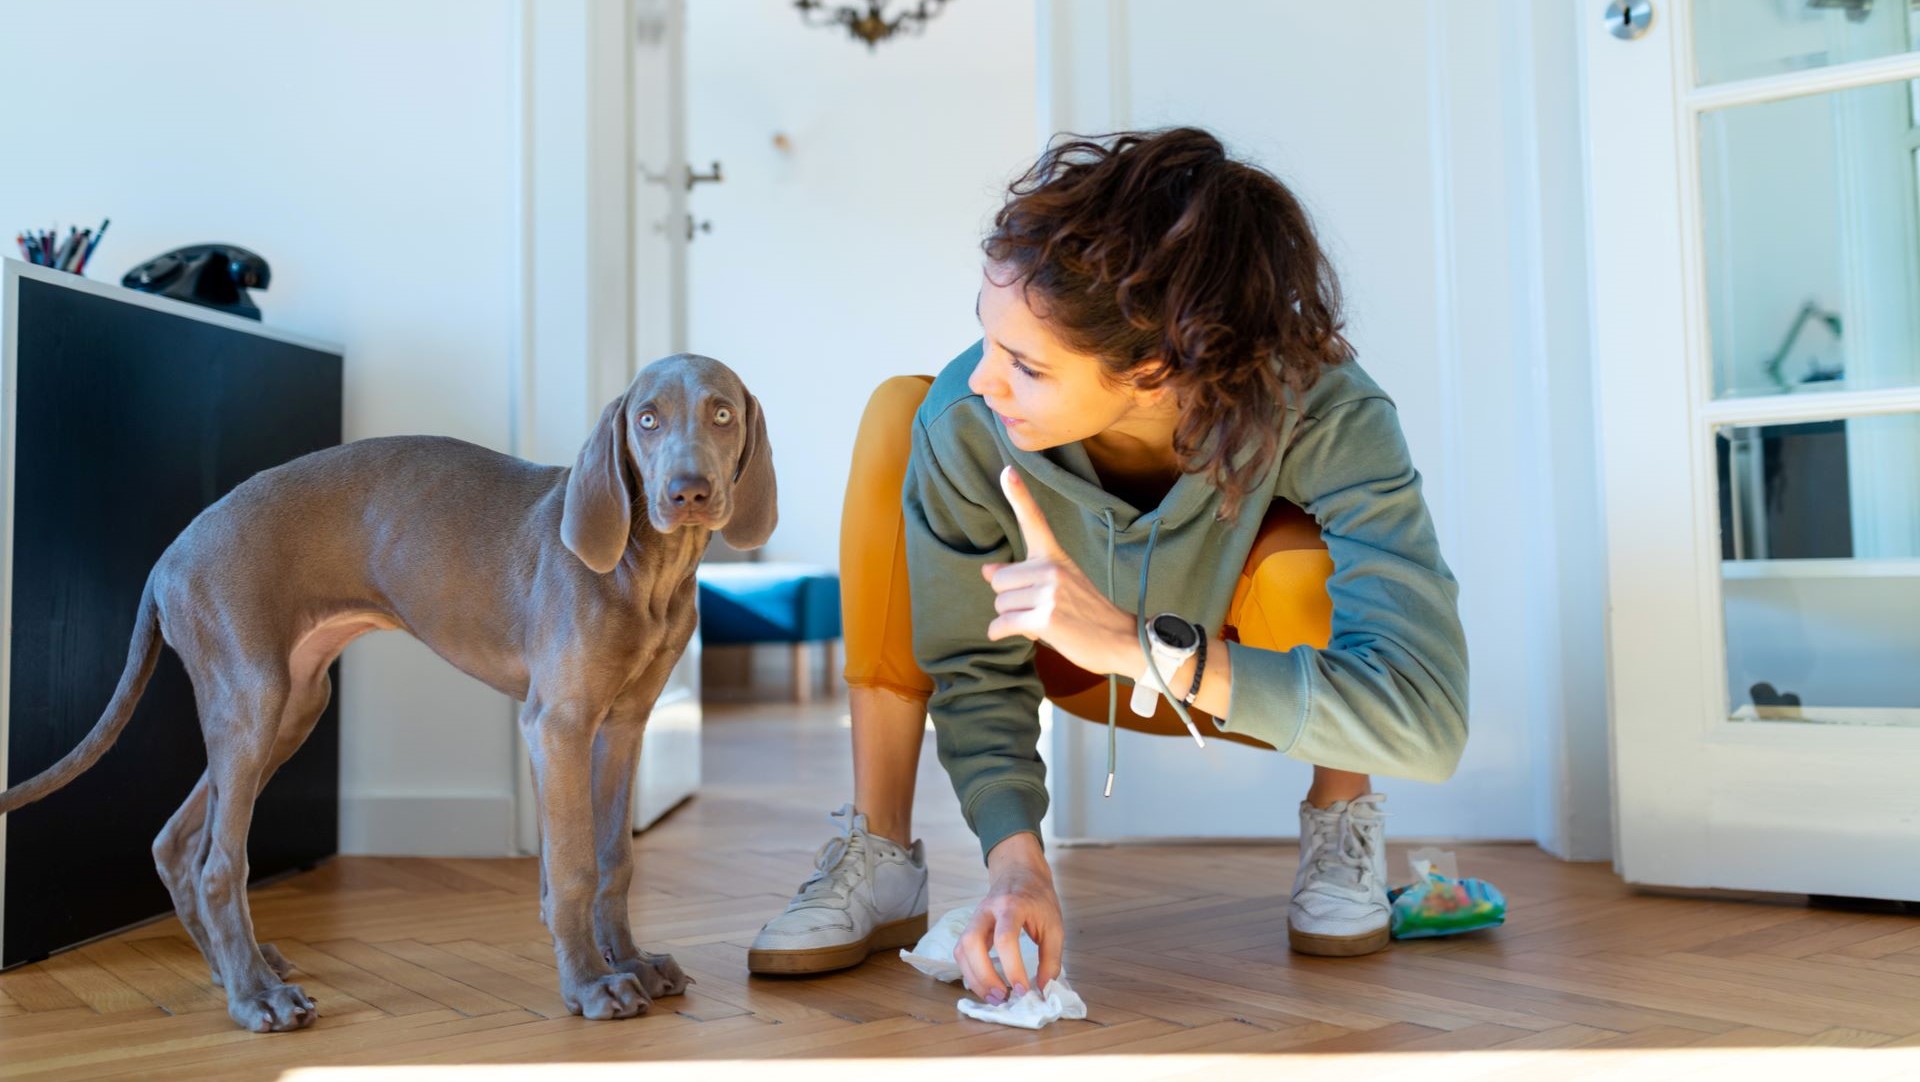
1150;613;1198;650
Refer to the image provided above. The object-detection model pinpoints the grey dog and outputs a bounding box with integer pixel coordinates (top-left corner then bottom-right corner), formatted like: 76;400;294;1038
0;352;774;1032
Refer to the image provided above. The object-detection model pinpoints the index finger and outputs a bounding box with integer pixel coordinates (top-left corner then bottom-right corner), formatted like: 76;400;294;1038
1000;465;1063;562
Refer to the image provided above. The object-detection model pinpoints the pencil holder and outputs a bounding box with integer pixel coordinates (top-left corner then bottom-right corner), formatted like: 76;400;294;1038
15;219;109;275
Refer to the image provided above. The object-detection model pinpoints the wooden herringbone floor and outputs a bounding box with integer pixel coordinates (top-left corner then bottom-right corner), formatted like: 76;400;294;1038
3;698;1919;1080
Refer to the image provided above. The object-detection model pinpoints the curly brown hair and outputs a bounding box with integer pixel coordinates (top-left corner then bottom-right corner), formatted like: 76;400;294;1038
981;126;1354;523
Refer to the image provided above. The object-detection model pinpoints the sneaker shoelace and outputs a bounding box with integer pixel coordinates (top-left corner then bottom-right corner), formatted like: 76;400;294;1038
788;804;868;913
1303;794;1388;898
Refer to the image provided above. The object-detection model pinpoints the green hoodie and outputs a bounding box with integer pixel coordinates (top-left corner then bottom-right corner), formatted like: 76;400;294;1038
903;340;1470;864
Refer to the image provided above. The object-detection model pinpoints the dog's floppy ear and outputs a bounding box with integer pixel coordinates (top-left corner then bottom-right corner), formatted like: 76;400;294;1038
562;391;636;573
721;390;777;550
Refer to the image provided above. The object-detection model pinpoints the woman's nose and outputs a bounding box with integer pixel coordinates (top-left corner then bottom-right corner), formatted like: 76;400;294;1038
968;358;1006;398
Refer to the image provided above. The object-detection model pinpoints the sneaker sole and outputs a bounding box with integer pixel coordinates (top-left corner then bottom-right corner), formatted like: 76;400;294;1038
1287;920;1391;957
747;911;930;976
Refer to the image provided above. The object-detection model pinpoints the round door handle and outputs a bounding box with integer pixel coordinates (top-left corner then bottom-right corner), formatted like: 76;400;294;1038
1605;0;1653;40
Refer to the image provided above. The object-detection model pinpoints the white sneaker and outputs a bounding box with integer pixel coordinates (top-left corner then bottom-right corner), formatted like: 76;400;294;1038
1287;793;1391;957
747;803;929;975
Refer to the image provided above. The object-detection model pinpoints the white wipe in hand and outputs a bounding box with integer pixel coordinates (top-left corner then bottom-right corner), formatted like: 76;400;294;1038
955;979;1088;1029
899;903;1087;1029
898;903;1029;982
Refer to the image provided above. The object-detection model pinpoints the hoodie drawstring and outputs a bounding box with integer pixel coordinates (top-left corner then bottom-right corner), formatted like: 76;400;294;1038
1102;509;1118;797
1103;513;1198;798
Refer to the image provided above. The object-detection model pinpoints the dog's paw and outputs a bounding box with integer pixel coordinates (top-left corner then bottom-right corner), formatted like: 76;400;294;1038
219;944;300;989
608;948;691;999
228;982;319;1033
564;972;651;1021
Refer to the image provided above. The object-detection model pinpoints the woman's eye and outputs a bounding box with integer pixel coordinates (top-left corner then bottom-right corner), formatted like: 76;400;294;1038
639;412;658;430
1011;357;1039;379
714;407;733;425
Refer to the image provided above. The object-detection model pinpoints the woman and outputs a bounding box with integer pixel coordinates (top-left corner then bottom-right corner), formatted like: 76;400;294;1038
747;127;1468;1004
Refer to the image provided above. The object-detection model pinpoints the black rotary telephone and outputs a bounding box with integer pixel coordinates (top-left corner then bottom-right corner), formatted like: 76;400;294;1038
122;244;271;321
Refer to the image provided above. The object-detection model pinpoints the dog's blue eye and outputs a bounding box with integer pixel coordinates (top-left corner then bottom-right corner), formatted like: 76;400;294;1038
639;412;658;430
715;407;733;425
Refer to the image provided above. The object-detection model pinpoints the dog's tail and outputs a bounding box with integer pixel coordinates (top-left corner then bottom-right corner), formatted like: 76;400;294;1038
0;573;163;815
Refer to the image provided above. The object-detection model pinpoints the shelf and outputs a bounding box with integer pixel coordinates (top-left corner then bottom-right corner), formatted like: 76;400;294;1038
1720;558;1920;580
1731;704;1920;728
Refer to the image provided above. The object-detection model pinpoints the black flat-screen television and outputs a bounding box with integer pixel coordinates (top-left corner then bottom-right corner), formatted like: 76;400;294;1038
0;259;343;969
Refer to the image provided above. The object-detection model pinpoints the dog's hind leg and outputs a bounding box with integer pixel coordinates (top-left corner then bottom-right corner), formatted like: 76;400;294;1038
152;772;222;979
248;670;333;985
195;669;320;1032
154;670;330;991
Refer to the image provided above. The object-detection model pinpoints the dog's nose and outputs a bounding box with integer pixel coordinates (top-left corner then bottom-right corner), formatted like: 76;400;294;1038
667;475;713;508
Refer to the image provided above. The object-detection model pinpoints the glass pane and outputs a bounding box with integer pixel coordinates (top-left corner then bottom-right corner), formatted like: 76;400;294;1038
1700;78;1920;399
1716;414;1920;727
1693;0;1919;85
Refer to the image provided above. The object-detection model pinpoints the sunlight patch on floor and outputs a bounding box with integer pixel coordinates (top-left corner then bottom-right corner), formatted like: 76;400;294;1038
282;1047;1920;1081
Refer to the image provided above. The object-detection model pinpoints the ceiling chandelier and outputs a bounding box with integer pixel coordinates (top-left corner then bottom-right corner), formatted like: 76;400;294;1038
793;0;951;51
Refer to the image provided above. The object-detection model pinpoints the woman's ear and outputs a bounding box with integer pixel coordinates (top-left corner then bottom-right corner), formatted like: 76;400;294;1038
721;391;777;550
562;392;636;573
1129;359;1178;408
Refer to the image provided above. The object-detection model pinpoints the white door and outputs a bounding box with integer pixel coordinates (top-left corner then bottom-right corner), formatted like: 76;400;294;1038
1587;0;1920;898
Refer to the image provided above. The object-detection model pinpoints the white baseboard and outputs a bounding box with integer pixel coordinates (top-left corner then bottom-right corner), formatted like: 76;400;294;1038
339;792;518;857
1051;834;1535;848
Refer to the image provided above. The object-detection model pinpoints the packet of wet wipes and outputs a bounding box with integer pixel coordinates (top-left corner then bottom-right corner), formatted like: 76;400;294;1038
1387;851;1507;939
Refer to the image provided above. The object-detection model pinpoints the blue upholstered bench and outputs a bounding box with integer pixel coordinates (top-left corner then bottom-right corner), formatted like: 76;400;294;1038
695;562;843;701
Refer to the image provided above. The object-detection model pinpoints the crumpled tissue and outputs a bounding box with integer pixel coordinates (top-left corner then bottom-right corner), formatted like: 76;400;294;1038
899;903;1088;1029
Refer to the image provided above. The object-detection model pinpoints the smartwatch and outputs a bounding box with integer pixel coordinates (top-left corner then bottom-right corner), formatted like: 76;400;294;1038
1132;612;1207;748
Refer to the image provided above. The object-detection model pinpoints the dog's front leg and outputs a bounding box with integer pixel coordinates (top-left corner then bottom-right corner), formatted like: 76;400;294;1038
521;699;651;1020
590;712;690;1000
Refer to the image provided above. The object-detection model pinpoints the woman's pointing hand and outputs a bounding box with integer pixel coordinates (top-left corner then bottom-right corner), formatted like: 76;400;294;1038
983;465;1137;678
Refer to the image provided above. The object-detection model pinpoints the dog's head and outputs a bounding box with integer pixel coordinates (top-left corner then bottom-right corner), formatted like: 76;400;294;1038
561;353;777;573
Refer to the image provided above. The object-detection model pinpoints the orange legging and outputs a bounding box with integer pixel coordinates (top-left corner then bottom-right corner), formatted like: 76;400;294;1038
840;375;1334;750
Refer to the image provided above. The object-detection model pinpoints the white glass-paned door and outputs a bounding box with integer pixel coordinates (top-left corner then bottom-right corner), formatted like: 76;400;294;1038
1587;0;1920;900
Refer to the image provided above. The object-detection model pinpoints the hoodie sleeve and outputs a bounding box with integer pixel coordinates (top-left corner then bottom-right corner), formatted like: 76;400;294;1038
1216;393;1470;782
901;412;1051;865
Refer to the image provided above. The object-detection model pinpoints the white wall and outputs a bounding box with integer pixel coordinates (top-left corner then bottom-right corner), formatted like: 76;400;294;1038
1038;0;1611;857
0;0;631;857
683;0;1040;566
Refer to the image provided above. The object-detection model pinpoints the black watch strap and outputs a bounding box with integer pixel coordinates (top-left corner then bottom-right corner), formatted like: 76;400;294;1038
1182;625;1207;705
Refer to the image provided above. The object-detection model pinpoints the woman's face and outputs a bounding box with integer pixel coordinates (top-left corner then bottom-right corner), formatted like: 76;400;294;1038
968;266;1166;453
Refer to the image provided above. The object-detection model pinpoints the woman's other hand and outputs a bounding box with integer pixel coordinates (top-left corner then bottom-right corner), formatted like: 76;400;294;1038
953;831;1065;1004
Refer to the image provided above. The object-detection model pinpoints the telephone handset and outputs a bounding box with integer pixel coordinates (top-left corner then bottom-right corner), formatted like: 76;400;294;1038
122;244;271;321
